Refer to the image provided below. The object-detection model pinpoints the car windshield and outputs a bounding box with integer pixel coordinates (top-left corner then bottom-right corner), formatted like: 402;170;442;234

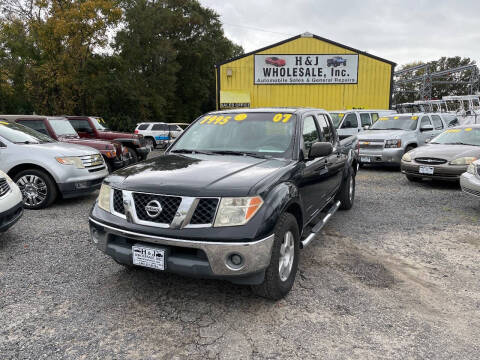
0;121;54;144
329;113;344;128
170;112;296;157
90;117;109;130
48;119;78;137
431;127;480;146
369;116;418;130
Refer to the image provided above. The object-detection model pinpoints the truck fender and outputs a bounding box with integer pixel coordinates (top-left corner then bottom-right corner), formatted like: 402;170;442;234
113;138;139;147
257;182;304;237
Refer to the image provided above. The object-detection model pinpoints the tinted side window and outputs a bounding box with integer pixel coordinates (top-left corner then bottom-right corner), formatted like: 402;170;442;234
302;116;320;157
137;124;149;130
370;113;379;123
70;119;92;132
317;114;334;143
360;113;372;126
152;124;167;131
420;116;432;128
341;113;358;129
431;115;444;130
17;120;49;136
168;125;179;131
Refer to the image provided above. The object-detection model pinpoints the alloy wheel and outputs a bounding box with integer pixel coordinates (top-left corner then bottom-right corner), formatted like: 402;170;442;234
279;231;295;282
17;175;48;207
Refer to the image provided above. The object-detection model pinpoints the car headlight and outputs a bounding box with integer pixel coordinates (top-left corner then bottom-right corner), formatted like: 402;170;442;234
384;139;402;148
0;169;13;184
402;152;412;162
214;196;263;227
449;157;477;165
466;164;475;174
56;156;85;169
98;183;111;212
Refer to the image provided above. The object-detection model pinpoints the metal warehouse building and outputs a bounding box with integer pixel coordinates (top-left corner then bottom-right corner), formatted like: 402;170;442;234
216;32;396;111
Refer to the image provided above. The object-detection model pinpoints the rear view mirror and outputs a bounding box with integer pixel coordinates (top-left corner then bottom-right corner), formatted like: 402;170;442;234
420;124;434;132
309;142;333;159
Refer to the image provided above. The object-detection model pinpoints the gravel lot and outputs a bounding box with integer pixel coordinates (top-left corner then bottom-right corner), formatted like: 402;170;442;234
1;156;479;359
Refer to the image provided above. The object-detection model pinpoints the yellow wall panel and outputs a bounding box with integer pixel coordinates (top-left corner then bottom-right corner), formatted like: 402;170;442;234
218;36;393;111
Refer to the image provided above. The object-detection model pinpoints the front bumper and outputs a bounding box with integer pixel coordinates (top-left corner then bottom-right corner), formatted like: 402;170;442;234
89;217;274;284
358;147;404;165
401;162;466;181
460;172;480;197
58;177;105;198
0;201;23;232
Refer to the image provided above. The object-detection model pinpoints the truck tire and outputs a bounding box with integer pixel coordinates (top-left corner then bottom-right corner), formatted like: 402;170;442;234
145;137;155;150
251;213;300;300
126;146;138;162
336;166;355;210
13;169;58;209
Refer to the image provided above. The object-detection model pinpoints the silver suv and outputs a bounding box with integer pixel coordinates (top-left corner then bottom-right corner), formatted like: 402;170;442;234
357;113;446;165
0;121;108;209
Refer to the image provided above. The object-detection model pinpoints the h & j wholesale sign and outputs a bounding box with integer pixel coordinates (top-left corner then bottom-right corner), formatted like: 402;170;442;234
254;54;359;85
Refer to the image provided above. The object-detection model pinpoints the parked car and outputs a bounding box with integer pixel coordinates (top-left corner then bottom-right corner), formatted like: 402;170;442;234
329;110;396;139
327;56;347;67
67;116;150;162
0;169;23;232
0;121;108;209
89;108;358;300
265;57;286;67
357;113;447;166
460;159;480;198
401;125;480;181
3;115;131;173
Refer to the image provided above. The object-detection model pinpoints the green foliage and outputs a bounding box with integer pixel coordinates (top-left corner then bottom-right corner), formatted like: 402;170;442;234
0;0;243;131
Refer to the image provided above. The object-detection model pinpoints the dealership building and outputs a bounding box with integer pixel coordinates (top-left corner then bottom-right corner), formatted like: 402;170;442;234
216;32;396;111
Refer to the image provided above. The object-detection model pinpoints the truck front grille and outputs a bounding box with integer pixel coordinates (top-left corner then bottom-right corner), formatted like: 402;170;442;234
190;198;219;225
415;157;447;165
0;178;10;197
113;189;125;214
358;140;384;149
133;193;181;224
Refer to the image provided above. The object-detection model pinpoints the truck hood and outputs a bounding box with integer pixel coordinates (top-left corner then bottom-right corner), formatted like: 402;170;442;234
409;144;480;161
107;154;292;197
58;136;116;150
19;142;101;157
358;130;411;141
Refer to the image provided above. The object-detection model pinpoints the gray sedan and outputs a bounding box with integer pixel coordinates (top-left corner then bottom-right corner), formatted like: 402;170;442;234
461;159;480;198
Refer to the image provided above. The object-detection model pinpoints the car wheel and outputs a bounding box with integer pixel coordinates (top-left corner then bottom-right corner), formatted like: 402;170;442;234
336;166;355;210
126;146;138;162
145;137;155;151
251;213;299;300
14;169;57;209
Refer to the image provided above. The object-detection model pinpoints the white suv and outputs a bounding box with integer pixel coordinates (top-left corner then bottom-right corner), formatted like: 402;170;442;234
0;169;23;232
135;123;184;149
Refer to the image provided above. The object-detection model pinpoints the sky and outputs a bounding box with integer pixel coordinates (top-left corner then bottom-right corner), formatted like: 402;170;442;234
199;0;480;68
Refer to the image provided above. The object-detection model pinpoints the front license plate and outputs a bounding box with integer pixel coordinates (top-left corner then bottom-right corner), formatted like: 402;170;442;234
360;156;371;163
132;246;165;270
419;166;434;175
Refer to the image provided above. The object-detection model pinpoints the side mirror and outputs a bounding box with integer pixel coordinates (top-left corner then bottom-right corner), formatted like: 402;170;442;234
363;125;370;130
425;138;431;143
420;124;434;132
309;142;333;159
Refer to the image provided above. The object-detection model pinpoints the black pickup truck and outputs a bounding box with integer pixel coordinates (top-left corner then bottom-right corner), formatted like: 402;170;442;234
89;108;358;299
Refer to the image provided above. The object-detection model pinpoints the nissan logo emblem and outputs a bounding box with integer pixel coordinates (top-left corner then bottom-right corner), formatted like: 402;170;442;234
145;200;162;218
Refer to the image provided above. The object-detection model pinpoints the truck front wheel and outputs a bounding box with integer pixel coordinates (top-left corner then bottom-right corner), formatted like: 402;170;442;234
251;212;299;300
125;146;138;162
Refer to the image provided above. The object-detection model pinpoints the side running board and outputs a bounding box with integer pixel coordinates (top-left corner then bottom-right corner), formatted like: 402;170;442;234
300;200;341;248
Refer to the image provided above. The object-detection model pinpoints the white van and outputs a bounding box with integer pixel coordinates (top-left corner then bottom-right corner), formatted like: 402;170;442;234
329;109;396;139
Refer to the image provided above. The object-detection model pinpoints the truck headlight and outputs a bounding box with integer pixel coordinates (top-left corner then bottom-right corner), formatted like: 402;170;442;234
467;164;475;174
402;153;412;162
449;157;477;165
56;156;85;169
384;139;402;148
214;196;263;227
98;183;111;212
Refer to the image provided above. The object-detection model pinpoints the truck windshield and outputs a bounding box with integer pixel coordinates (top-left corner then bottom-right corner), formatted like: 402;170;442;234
431;127;480;146
171;112;296;157
90;117;109;130
369;116;418;130
329;113;344;128
48;119;78;137
0;121;54;144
